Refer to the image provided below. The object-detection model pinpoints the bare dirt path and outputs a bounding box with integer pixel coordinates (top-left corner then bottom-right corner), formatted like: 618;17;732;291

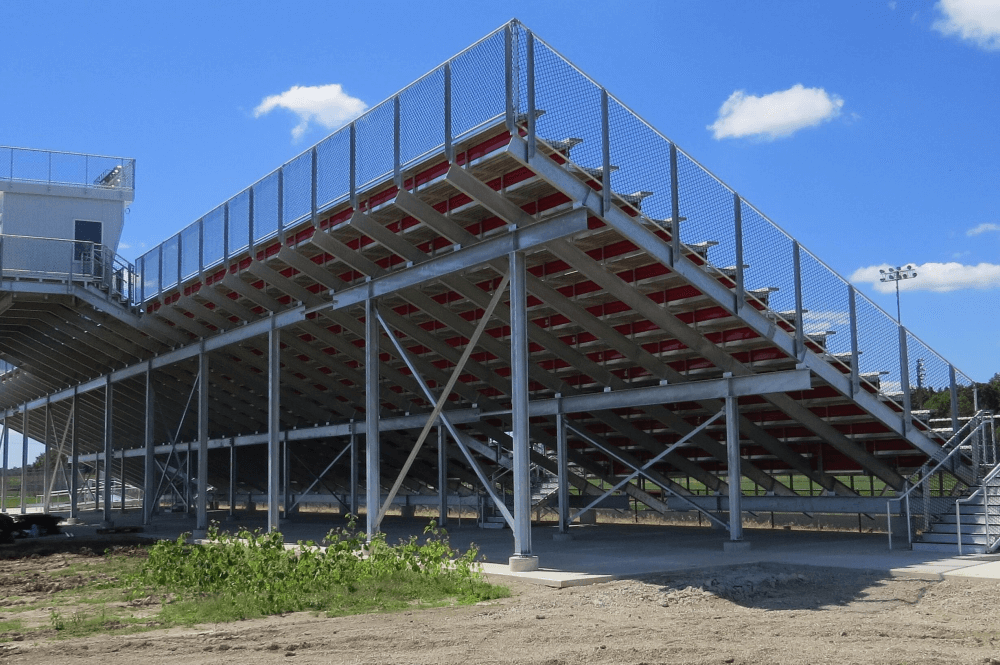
3;548;1000;665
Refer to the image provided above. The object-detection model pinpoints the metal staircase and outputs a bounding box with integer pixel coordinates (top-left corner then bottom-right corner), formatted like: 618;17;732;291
889;412;998;553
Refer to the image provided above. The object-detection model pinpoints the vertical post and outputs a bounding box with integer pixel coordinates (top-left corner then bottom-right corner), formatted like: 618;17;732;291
70;390;78;519
437;424;448;526
669;143;680;265
310;147;318;228
176;233;182;288
793;241;804;359
556;410;570;535
282;434;291;518
198;218;205;275
156;244;163;300
393;96;402;188
733;192;744;313
248;186;256;256
504;23;515;133
43;399;51;512
509;249;536;568
725;395;743;543
444;63;453;163
949;365;960;434
268;316;281;532
349;422;359;517
20;408;28;513
143;365;155;525
228;440;236;518
899;326;912;436
526;30;536;159
349;123;358;210
849;286;860;397
102;376;113;526
365;298;381;540
600;89;611;216
223;203;230;266
195;346;209;534
0;412;6;514
277;168;285;244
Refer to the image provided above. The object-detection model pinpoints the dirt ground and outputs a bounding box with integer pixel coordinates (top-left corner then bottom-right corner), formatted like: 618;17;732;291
2;537;1000;665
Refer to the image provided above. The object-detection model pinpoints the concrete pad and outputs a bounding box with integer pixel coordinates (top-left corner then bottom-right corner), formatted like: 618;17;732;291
943;560;1000;580
481;563;614;588
723;540;751;553
552;532;573;542
508;555;539;572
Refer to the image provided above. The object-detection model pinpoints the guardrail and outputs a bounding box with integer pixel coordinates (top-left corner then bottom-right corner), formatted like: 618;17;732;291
0;233;137;305
0;146;134;191
132;19;974;419
887;411;996;549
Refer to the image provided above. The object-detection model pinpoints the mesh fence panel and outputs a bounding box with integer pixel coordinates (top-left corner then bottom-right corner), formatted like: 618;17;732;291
180;224;200;281
316;130;350;212
253;172;280;245
48;152;88;186
228;190;251;257
796;249;853;372
675;151;736;277
142;250;159;300
607;97;674;225
0;147;10;179
355;101;394;192
451;29;506;140
400;67;445;169
282;152;311;227
161;235;179;291
854;293;903;405
10;149;48;183
533;39;603;188
740;203;798;321
202;207;225;269
906;332;954;417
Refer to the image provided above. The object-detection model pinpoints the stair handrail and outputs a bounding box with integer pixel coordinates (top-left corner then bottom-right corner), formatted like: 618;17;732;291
887;411;988;549
956;461;1000;555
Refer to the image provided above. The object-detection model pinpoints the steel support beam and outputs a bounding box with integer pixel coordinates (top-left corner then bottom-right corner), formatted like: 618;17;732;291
143;366;155;524
20;408;28;513
267;317;280;532
437;426;447;526
510;249;534;562
556;410;569;534
102;376;113;526
365;298;380;540
0;415;7;514
196;348;209;533
350;425;358;516
70;390;78;518
726;392;743;542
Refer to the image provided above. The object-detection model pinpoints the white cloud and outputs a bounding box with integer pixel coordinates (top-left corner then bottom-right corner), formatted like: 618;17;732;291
254;84;367;141
967;222;1000;236
933;0;1000;50
708;84;845;140
851;262;1000;293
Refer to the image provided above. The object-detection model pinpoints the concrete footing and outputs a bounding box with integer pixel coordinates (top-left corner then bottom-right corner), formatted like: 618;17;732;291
723;540;751;553
509;555;540;572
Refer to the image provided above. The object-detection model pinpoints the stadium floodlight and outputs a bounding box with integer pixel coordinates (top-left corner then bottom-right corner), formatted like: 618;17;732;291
879;264;918;322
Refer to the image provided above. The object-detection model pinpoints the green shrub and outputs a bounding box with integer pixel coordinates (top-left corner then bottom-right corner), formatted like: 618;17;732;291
128;519;506;621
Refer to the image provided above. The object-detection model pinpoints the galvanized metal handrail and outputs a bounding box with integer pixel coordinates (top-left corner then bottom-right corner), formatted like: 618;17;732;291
0;233;137;305
1;146;135;190
956;458;1000;555
886;411;991;549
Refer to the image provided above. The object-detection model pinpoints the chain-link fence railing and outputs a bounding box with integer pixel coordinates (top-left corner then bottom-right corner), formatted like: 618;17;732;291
1;146;134;191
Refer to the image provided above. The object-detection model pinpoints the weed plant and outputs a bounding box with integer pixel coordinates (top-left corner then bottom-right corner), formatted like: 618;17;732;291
128;519;507;622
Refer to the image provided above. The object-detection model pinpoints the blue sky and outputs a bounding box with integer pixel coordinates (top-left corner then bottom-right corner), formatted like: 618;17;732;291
2;1;998;465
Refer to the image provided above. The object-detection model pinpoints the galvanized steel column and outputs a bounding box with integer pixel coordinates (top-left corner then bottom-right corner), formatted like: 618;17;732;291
509;250;534;562
267;318;281;532
43;399;50;512
365;299;381;540
196;348;209;533
228;441;236;518
102;376;113;526
70;391;78;519
143;365;155;525
556;410;570;535
349;424;359;517
20;408;28;513
726;394;743;542
0;413;7;513
438;425;447;526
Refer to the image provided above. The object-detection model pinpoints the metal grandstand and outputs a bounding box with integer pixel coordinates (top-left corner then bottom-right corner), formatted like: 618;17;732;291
1;20;996;563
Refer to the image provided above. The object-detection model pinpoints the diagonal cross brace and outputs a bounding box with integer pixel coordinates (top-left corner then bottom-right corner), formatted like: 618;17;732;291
375;272;511;525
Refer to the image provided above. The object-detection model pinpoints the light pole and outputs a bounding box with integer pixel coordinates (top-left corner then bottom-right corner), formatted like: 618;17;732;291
879;264;918;322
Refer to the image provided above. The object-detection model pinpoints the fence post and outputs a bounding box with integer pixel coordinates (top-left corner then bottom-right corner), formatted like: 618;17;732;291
393;95;402;188
949;365;960;434
733;192;744;314
849;286;860;397
526;30;535;159
601;89;611;216
444;63;453;163
504;23;515;133
669;144;680;265
899;326;911;436
793;241;804;360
